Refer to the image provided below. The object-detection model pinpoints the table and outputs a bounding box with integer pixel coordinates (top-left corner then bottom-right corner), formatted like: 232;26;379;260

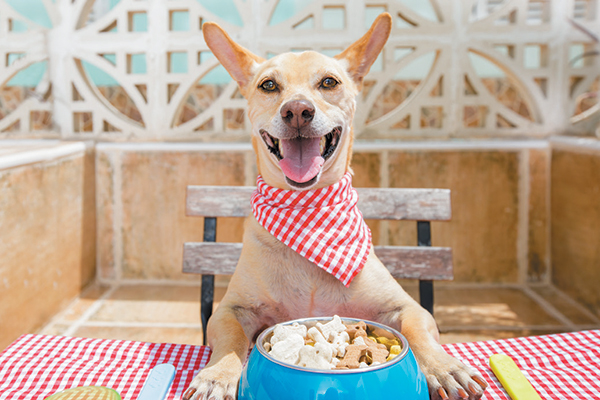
1;330;599;399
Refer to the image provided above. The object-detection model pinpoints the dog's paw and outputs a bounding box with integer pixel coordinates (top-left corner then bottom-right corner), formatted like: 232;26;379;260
420;350;488;400
182;365;239;400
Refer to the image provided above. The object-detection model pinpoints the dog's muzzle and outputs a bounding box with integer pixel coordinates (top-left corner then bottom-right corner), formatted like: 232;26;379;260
260;126;341;187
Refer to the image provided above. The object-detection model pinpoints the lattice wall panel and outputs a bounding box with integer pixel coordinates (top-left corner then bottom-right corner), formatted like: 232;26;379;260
0;0;597;140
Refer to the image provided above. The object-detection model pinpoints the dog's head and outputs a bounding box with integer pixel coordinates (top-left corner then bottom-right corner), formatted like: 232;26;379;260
203;14;391;190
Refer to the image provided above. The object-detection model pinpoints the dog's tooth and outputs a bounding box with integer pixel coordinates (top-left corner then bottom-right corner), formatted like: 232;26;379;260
263;134;273;147
277;139;283;156
320;136;326;154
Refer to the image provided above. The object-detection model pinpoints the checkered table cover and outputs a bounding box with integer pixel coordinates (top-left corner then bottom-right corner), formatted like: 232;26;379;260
1;330;599;399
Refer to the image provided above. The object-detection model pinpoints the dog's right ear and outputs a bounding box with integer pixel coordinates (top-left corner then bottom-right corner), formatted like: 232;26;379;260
335;13;392;90
202;22;265;96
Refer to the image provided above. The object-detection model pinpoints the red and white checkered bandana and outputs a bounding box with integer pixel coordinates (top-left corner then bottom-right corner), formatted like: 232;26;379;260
251;172;372;287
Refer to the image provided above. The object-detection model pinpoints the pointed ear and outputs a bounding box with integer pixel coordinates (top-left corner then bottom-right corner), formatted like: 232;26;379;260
335;13;392;88
202;22;265;95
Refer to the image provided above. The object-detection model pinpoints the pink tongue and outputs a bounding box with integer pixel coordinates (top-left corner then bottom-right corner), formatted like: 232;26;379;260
279;137;324;183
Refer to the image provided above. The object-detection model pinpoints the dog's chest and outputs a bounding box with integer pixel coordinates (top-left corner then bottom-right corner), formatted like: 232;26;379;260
244;217;369;320
262;244;353;318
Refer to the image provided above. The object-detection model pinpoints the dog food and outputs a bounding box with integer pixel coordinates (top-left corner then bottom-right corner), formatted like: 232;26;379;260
264;316;402;370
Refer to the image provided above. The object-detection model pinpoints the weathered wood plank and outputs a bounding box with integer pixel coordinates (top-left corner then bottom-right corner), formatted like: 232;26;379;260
357;188;451;221
375;246;453;280
186;186;254;218
183;242;242;275
183;242;453;280
186;186;451;221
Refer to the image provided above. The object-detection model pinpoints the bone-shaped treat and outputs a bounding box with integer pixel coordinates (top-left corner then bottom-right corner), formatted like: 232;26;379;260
271;322;308;344
298;342;336;369
344;320;367;341
308;326;349;358
336;324;389;368
316;315;347;341
267;316;395;370
355;329;389;364
269;332;305;365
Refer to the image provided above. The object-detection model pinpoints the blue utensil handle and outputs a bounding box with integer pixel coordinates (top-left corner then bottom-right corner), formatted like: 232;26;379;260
138;363;176;400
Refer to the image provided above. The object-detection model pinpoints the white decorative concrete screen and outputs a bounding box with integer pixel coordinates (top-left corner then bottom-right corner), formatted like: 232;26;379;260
0;0;598;140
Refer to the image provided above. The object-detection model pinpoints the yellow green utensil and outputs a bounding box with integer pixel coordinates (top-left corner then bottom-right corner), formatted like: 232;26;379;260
490;354;542;400
43;386;121;400
42;363;175;400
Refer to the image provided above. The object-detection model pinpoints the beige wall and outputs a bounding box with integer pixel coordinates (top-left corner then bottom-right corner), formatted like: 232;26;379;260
96;141;551;286
374;144;549;284
96;144;248;282
551;139;600;317
0;144;96;350
4;136;600;347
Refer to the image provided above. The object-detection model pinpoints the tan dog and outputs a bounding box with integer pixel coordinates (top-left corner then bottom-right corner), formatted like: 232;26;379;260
184;13;488;400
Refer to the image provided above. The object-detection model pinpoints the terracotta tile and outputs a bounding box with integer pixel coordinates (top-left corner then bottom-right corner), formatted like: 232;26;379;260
37;323;71;337
59;282;112;323
529;285;600;325
66;285;227;346
0;152;93;351
527;148;549;282
433;286;562;328
90;285;200;324
72;326;204;346
551;149;600;317
116;150;246;280
388;151;520;283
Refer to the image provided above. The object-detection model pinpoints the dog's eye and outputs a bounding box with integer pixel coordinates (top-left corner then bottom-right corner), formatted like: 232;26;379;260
260;80;278;92
321;77;338;89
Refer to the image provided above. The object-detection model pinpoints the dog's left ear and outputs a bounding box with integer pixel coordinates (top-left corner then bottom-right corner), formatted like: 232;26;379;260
335;13;392;89
202;22;265;96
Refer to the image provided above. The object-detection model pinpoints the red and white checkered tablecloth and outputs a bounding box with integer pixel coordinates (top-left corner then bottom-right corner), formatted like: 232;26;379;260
1;330;599;400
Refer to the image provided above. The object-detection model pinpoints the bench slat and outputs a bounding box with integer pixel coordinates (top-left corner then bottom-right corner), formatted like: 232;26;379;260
186;187;254;218
357;188;451;221
374;245;453;280
186;186;451;221
183;242;453;280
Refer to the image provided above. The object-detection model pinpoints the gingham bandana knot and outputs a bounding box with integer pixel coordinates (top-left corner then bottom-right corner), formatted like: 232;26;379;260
251;172;372;287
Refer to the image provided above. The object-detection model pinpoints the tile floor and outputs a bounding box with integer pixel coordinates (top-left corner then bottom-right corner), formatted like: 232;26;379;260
36;280;600;347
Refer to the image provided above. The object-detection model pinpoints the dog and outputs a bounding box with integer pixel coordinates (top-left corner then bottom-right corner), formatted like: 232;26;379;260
183;13;488;400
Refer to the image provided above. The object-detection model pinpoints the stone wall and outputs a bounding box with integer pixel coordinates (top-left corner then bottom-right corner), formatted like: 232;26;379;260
95;140;551;286
3;135;600;346
95;143;249;282
551;137;600;317
0;142;96;350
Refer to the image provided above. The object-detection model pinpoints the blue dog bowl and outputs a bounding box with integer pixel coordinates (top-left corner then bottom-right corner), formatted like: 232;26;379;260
238;317;429;400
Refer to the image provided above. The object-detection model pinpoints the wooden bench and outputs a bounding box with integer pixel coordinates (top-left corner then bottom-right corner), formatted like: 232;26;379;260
183;186;453;344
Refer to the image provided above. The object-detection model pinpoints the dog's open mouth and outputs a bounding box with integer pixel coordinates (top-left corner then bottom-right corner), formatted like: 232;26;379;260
260;127;341;187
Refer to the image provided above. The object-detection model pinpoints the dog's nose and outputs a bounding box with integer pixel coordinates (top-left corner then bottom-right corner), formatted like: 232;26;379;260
280;100;315;129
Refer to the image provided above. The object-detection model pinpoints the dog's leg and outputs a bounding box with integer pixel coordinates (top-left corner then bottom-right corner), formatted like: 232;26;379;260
183;306;249;400
355;258;488;400
386;302;488;400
